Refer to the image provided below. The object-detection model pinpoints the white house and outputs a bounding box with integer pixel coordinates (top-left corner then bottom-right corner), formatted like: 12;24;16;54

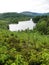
9;19;36;31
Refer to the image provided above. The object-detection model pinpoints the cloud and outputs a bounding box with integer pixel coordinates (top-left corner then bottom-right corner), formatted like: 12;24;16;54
0;0;49;13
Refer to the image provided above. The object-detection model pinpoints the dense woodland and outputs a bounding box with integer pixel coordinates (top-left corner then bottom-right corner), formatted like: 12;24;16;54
0;12;49;65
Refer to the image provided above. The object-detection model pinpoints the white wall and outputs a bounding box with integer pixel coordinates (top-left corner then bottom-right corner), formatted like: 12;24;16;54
9;19;36;31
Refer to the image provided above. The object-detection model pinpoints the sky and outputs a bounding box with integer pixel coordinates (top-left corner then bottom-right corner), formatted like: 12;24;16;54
0;0;49;13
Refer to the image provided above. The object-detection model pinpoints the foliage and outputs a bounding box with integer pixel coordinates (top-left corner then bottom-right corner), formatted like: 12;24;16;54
0;29;49;65
0;14;49;65
34;16;49;34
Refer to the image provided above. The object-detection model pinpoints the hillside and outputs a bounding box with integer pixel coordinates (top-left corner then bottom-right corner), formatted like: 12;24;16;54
0;12;49;65
0;12;30;19
0;12;49;30
0;11;49;19
20;11;49;16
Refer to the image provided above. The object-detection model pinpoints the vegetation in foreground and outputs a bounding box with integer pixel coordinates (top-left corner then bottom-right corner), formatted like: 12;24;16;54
0;29;49;65
0;13;49;65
